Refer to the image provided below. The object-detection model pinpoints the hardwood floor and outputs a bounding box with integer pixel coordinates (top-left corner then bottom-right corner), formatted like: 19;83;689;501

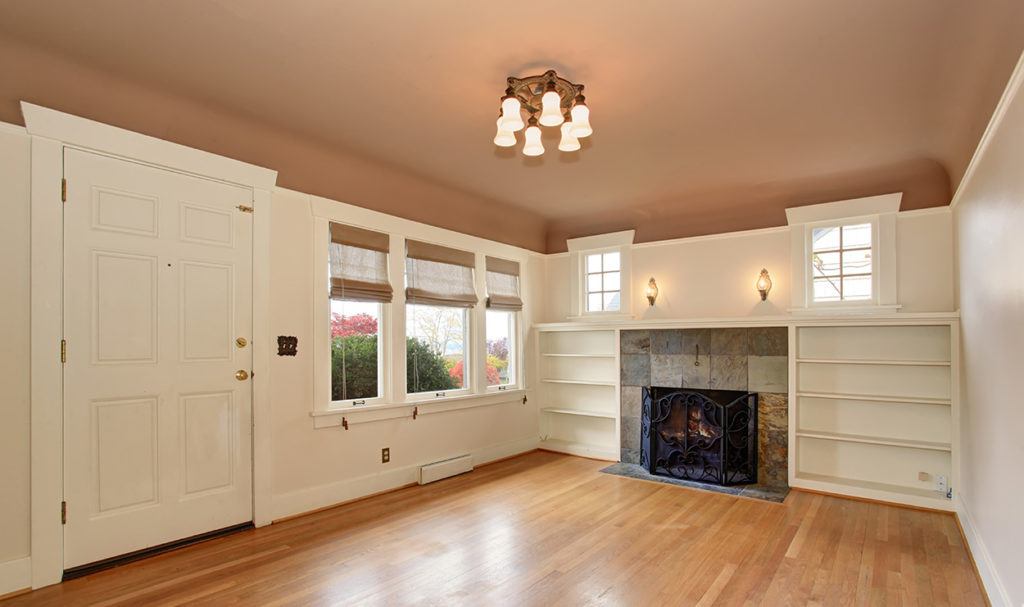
3;451;985;606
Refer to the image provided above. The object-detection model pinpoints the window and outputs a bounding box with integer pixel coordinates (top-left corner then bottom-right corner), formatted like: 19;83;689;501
406;304;468;394
331;300;382;401
328;223;392;406
585;251;621;312
405;239;477;397
484;256;522;389
486;310;516;387
811;223;872;302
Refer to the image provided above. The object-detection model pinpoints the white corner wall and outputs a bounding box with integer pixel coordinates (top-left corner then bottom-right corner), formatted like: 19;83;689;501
951;56;1024;607
267;188;540;520
0;125;32;591
541;210;954;322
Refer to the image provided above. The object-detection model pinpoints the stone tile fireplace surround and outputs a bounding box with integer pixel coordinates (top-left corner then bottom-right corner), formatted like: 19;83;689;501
619;327;789;490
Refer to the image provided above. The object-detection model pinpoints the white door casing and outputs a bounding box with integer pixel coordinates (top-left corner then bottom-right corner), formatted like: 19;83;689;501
62;149;254;568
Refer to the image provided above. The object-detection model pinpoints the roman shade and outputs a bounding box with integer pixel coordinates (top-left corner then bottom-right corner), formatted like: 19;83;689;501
485;256;523;311
405;240;478;307
329;223;393;303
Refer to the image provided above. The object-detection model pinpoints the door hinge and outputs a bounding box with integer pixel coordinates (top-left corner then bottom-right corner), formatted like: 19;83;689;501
236;204;254;213
61;501;67;525
61;178;67;202
60;339;67;363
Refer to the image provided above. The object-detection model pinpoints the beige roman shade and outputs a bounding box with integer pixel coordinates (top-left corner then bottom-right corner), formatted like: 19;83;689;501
329;223;393;303
485;256;523;311
405;240;478;307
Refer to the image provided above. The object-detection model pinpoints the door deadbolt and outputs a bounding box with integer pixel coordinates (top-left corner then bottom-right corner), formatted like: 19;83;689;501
235;370;250;381
236;337;247;348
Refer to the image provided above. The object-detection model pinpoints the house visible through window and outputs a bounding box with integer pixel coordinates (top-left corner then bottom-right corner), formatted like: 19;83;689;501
585;251;621;312
811;223;872;302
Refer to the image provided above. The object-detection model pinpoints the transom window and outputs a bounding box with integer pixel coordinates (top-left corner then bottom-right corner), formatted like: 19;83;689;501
585;251;621;312
811;223;872;302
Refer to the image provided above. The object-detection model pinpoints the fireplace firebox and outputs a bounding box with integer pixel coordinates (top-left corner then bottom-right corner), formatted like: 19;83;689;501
641;387;758;486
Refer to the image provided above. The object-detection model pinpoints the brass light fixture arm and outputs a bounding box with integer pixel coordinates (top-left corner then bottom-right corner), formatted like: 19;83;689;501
505;69;585;116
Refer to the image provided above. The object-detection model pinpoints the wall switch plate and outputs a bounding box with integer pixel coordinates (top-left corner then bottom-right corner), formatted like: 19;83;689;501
936;474;947;493
918;472;931;482
382;447;390;464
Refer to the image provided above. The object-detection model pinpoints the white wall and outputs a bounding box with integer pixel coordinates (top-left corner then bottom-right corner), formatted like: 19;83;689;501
0;126;31;569
952;58;1024;607
541;210;954;322
267;188;540;519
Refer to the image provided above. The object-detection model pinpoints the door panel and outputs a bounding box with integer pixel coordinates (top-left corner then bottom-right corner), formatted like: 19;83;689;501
63;149;253;569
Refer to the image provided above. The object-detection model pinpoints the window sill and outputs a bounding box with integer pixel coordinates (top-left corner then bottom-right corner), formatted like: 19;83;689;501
309;389;527;429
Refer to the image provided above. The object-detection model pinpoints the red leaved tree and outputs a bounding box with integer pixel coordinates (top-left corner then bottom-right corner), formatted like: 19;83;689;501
447;359;500;387
331;313;378;338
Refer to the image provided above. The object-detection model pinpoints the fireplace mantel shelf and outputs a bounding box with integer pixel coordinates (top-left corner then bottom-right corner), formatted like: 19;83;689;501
535;311;959;332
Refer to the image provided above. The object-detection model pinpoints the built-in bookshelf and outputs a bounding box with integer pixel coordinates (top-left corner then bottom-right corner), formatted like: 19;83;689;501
536;328;619;460
790;322;959;510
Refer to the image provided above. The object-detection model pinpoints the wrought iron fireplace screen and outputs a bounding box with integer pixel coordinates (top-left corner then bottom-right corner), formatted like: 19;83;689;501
641;387;758;486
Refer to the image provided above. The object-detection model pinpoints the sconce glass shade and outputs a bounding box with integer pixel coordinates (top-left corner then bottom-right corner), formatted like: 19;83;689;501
645;277;659;306
756;268;773;301
570;101;592;137
558;122;581;152
523;124;544;156
539;90;565;127
500;96;525;131
493;118;516;147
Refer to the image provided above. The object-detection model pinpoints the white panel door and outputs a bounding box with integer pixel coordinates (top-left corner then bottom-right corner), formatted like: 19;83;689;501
62;149;253;569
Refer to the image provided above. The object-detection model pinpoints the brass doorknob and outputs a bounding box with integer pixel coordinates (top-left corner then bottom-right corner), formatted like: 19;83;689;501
236;337;247;348
235;370;250;381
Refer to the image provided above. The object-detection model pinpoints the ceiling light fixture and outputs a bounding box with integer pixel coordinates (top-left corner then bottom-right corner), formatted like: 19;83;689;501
493;69;592;156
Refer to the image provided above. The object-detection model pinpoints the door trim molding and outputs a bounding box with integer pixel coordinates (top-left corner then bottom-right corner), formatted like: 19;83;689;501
25;104;277;588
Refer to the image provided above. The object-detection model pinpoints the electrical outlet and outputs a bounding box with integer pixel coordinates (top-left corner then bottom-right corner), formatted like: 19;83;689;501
936;474;947;493
381;447;390;464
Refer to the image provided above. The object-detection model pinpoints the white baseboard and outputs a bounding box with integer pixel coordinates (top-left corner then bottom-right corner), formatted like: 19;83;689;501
270;436;538;521
957;495;1012;607
0;557;31;597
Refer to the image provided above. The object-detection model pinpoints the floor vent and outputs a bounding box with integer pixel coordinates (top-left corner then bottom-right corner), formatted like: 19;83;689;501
419;454;473;485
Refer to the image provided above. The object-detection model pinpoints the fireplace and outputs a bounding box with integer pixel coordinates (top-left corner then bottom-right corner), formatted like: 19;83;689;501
641;387;758;486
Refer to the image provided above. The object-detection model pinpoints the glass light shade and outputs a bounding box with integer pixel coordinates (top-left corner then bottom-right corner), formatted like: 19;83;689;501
570;102;592;137
558;122;580;152
493;118;515;147
500;96;524;131
756;268;773;300
539;90;564;126
645;277;659;306
522;125;544;156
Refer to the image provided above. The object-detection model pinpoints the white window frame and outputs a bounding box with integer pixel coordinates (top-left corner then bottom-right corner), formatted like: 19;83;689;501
313;217;391;412
566;230;635;320
786;194;901;314
582;249;624;314
404;302;473;402
327;299;388;408
484;308;521;393
804;217;879;308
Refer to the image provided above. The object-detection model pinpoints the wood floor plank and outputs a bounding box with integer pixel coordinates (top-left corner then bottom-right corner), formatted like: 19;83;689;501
0;451;986;607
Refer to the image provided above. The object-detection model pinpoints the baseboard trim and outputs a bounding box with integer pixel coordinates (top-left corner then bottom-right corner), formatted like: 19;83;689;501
956;495;1011;607
270;436;538;521
0;557;31;598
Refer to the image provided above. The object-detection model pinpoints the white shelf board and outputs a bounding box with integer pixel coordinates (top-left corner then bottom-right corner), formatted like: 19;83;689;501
538;438;618;462
796;391;951;406
796;358;951;367
793;472;953;511
796;430;951;452
542;407;617;419
542;378;618;387
541;353;616;359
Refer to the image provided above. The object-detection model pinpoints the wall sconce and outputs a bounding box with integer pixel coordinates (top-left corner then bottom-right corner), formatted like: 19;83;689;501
645;277;659;306
756;268;772;301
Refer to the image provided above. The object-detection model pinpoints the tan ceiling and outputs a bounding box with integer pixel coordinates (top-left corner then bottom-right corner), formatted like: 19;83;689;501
1;1;1022;252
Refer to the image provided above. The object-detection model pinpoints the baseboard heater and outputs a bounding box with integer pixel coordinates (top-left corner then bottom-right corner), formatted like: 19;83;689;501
419;454;473;485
